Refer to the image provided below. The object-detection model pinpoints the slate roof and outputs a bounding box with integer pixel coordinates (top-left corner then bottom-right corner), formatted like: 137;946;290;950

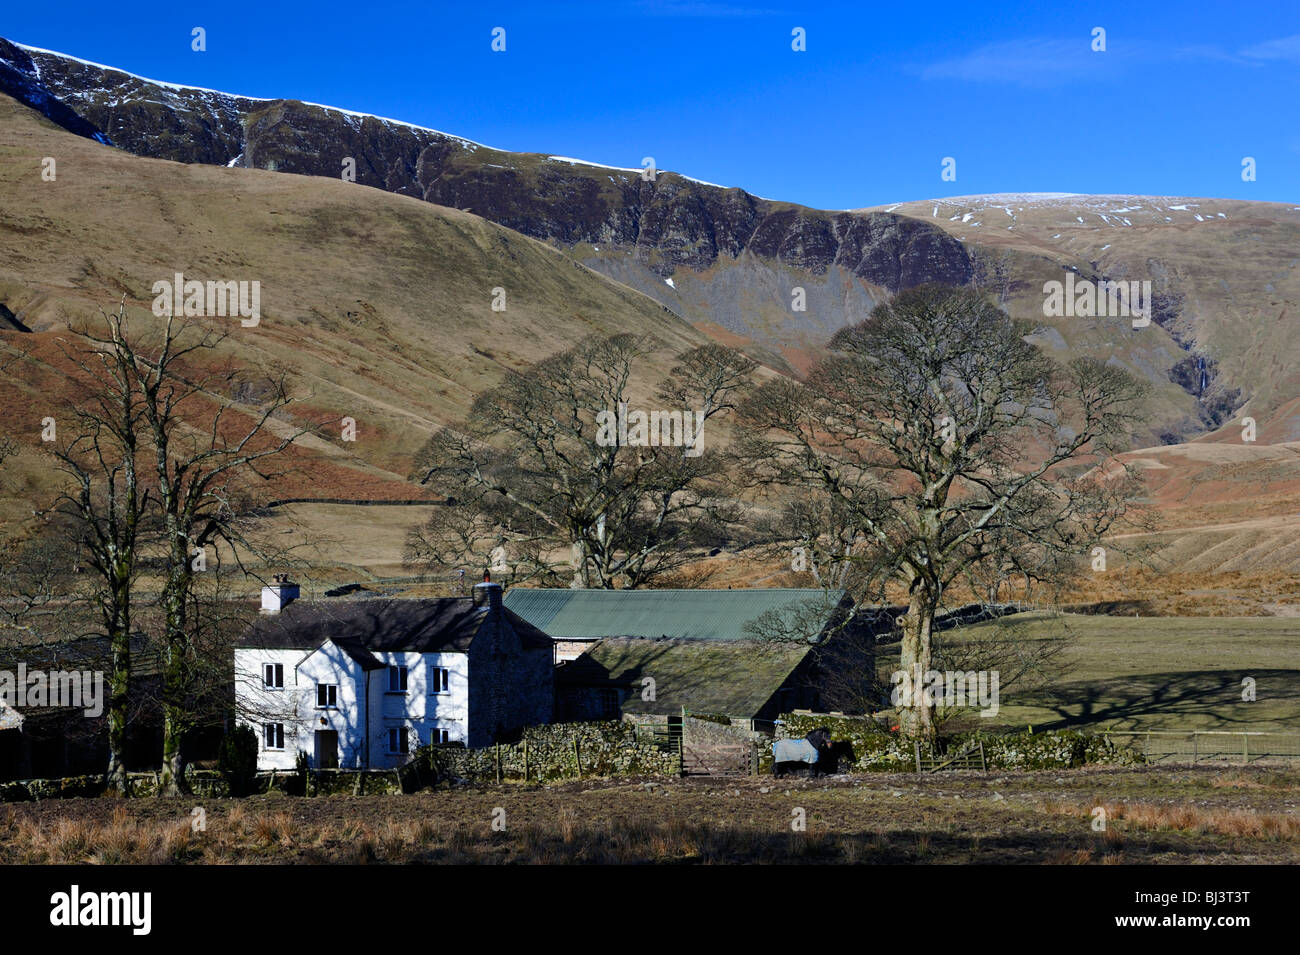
239;597;552;654
0;630;163;677
503;588;851;642
557;637;811;718
327;636;385;671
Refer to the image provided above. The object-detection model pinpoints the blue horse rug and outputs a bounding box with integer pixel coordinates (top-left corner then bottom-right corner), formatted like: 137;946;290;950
773;738;819;764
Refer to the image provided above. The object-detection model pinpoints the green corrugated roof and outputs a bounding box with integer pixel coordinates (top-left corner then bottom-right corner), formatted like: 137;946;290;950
502;588;848;641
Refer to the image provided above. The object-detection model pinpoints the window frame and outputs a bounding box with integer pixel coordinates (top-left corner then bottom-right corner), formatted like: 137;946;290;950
428;665;450;695
262;662;284;689
263;722;284;750
599;687;621;719
316;683;338;709
387;726;410;754
387;665;409;694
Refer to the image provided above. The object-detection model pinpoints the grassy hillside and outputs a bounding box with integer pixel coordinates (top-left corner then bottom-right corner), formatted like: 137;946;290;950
4;93;1299;611
872;194;1300;443
0;92;715;535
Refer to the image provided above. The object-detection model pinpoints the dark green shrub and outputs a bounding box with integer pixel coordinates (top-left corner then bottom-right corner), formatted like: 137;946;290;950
294;750;310;796
216;725;259;796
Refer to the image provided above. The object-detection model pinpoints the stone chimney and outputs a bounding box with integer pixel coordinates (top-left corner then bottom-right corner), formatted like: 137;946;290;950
261;574;300;614
472;571;502;615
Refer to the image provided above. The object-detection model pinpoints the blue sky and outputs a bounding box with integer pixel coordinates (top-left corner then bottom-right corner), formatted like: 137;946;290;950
5;1;1299;208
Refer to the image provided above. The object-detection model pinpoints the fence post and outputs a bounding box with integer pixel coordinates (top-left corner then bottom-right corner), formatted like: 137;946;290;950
573;739;583;778
495;743;502;784
914;740;922;774
1192;732;1197;766
1243;733;1248;766
523;739;529;782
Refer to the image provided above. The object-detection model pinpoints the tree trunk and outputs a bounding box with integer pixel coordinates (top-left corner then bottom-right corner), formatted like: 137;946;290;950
159;635;190;797
100;557;134;795
157;562;192;797
898;584;938;738
569;539;587;589
158;726;189;797
104;618;130;794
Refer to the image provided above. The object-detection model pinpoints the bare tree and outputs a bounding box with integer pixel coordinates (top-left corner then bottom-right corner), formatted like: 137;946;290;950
739;284;1148;737
57;306;306;794
408;335;754;589
124;314;304;794
41;301;152;790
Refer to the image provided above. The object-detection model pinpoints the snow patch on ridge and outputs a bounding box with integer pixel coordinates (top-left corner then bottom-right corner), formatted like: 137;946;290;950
11;40;506;155
548;156;642;173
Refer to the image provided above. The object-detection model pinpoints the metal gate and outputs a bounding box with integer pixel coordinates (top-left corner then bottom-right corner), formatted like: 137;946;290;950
633;718;684;775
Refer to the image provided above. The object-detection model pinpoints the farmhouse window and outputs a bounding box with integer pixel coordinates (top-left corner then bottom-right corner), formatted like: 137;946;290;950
317;683;338;708
388;665;408;693
429;666;450;694
264;723;284;750
388;727;409;754
429;727;450;745
263;663;283;689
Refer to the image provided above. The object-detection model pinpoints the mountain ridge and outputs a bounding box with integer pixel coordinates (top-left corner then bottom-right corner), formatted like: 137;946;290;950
4;36;1300;448
0;36;974;339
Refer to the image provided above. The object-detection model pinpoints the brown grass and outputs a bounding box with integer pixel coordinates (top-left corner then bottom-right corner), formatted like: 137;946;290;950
2;766;1297;864
1045;798;1300;839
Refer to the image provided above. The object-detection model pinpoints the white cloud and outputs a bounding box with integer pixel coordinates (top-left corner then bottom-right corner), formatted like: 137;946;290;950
918;37;1106;87
1240;34;1300;62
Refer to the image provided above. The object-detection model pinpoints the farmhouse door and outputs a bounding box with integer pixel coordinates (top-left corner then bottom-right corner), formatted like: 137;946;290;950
315;730;339;769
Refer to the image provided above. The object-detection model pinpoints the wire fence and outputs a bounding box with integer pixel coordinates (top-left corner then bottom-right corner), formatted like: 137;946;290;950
1103;730;1300;765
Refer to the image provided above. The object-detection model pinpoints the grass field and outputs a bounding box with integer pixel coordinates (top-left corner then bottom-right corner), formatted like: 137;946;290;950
4;766;1297;864
896;612;1300;733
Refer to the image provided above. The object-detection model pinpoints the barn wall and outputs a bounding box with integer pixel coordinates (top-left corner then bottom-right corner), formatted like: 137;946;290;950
467;592;553;747
553;639;596;662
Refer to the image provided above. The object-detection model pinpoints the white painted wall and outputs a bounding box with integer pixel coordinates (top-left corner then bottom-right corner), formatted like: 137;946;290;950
235;645;470;770
366;650;469;769
234;647;306;771
297;643;369;769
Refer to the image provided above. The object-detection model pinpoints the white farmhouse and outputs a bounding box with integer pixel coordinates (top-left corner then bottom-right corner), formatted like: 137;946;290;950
234;578;553;770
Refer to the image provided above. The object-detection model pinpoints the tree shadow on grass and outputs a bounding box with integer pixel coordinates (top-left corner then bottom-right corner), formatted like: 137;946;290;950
1025;668;1300;731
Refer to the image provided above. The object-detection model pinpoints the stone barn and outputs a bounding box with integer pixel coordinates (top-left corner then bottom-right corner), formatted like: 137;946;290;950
508;588;879;723
555;638;817;724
